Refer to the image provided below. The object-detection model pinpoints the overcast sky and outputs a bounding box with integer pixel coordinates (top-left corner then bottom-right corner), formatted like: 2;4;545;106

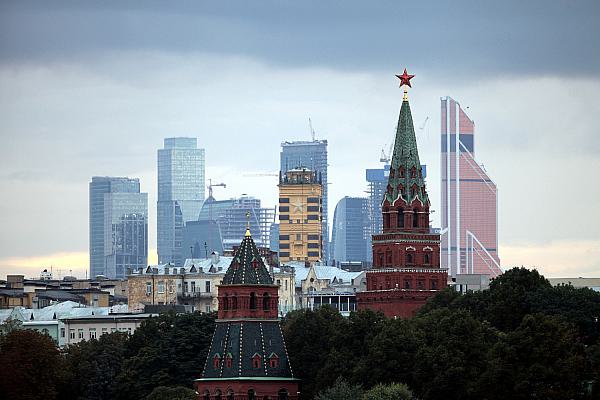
1;1;599;279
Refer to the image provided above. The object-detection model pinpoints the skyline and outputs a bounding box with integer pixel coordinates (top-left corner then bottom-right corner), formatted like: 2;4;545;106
1;1;599;279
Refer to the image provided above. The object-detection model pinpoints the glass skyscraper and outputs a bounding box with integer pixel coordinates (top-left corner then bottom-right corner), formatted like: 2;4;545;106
331;197;370;265
157;137;205;266
280;140;329;261
89;177;148;279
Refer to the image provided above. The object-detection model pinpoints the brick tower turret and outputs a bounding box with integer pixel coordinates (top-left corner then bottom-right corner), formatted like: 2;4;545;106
195;226;299;399
357;70;448;318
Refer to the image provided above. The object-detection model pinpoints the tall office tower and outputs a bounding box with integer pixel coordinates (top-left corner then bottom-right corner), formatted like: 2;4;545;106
357;72;447;318
441;97;501;278
89;177;147;279
190;195;275;257
157;137;205;266
280;139;329;261
278;168;323;263
366;163;427;262
331;197;370;265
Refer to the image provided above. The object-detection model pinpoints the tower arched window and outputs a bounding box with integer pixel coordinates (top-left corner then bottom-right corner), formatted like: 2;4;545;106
225;353;233;368
397;208;404;228
424;253;431;264
269;353;279;368
250;292;257;310
248;389;256;400
413;210;419;228
232;295;238;310
406;253;413;265
227;389;234;400
213;354;221;369
215;390;222;400
278;388;289;400
383;209;390;229
252;353;261;368
399;167;405;178
263;293;271;311
203;390;210;400
223;294;229;310
411;167;416;178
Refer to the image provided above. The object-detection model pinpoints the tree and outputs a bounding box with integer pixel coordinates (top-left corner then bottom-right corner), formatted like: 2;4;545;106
0;329;66;400
146;386;197;400
282;306;346;399
314;377;363;400
411;308;499;400
114;311;215;400
479;314;587;400
362;383;415;400
62;332;128;400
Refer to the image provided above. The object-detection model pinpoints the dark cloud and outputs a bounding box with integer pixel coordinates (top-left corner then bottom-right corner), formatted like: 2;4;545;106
1;1;599;78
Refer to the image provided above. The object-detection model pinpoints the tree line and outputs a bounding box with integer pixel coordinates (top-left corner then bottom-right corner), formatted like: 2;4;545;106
0;267;599;399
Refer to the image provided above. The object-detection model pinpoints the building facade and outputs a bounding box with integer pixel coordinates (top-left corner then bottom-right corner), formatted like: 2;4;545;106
158;137;206;266
280;139;329;262
357;75;448;318
61;314;156;345
278;168;323;263
90;177;146;279
331;197;370;265
440;97;501;277
195;229;299;399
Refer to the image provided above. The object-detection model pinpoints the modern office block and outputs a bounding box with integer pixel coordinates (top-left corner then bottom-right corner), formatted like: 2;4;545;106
280;140;329;261
278;168;323;263
331;197;370;265
440;96;501;277
89;177;147;279
157;137;205;266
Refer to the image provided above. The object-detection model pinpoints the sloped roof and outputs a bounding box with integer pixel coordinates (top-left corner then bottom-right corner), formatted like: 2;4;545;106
222;230;273;285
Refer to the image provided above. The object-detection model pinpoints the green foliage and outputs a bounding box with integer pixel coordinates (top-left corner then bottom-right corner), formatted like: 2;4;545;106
146;385;197;400
314;377;363;400
61;332;128;400
0;329;66;400
362;382;415;400
114;311;215;400
0;316;23;335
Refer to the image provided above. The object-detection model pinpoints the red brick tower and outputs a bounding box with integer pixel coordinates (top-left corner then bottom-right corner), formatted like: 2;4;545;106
195;226;299;399
357;70;448;318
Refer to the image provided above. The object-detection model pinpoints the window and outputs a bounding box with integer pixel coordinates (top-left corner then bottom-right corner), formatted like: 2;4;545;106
413;210;419;228
225;354;233;368
276;279;281;286
203;390;210;400
307;215;319;220
263;293;271;311
232;296;238;310
279;206;289;212
252;354;261;368
223;294;229;310
278;389;289;400
279;215;289;220
269;353;279;368
307;205;319;212
307;234;319;241
78;329;84;339
279;235;289;241
191;281;196;293
285;280;288;290
111;327;117;333
184;282;188;293
250;293;257;310
279;243;290;249
169;282;174;293
205;281;211;293
307;243;319;249
431;280;438;290
215;390;222;400
295;234;301;240
397;209;404;228
89;328;97;339
307;197;319;203
102;327;108;335
213;354;221;369
69;329;75;339
424;253;431;264
227;390;234;400
248;389;256;400
158;281;165;294
60;328;65;338
307;251;320;257
406;253;413;264
146;282;152;295
404;281;411;289
279;197;290;203
279;252;290;258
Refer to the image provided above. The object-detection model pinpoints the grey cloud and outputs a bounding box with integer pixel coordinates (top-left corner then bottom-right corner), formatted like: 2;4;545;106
1;1;599;79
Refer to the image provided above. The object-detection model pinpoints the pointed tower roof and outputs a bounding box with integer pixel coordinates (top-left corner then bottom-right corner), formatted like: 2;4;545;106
222;228;273;285
384;82;430;207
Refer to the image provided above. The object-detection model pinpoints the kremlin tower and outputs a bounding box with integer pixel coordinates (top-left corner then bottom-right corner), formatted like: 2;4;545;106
195;223;299;399
357;70;448;318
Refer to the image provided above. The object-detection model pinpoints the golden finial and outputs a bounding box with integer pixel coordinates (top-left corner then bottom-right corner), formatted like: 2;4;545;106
245;211;251;236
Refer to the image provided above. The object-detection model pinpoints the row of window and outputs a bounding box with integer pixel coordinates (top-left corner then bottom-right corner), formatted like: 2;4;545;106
202;388;289;400
279;197;320;204
66;326;132;340
374;279;438;290
146;280;212;295
213;353;279;370
377;251;432;266
279;234;320;241
222;292;271;311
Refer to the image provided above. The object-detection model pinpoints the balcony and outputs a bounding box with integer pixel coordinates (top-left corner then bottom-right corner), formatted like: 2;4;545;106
177;292;213;299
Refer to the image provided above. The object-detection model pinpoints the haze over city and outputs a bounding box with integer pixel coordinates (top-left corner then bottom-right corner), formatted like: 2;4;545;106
1;1;599;279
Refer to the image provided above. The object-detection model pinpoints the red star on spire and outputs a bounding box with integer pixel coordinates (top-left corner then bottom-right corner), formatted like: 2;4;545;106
396;68;415;88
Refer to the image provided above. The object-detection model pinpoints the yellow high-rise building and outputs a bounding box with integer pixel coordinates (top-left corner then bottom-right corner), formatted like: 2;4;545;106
278;168;323;263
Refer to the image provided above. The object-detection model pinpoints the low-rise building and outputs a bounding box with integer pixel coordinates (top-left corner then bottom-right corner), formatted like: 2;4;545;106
548;278;600;292
128;253;295;315
61;313;156;345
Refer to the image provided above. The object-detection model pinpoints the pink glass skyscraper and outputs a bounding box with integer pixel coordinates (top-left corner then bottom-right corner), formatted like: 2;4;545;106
440;97;501;277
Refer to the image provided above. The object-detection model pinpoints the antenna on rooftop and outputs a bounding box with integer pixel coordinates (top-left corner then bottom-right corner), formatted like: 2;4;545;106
309;118;316;141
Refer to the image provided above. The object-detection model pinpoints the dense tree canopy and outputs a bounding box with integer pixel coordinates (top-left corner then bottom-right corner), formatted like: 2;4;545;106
2;267;598;399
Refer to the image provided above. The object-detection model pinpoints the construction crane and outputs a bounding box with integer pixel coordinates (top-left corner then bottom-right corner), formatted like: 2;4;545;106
207;179;226;199
309;118;316;141
419;116;430;131
379;143;393;163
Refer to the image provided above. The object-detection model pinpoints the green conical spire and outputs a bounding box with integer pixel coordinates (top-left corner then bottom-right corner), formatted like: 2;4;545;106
384;94;430;206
